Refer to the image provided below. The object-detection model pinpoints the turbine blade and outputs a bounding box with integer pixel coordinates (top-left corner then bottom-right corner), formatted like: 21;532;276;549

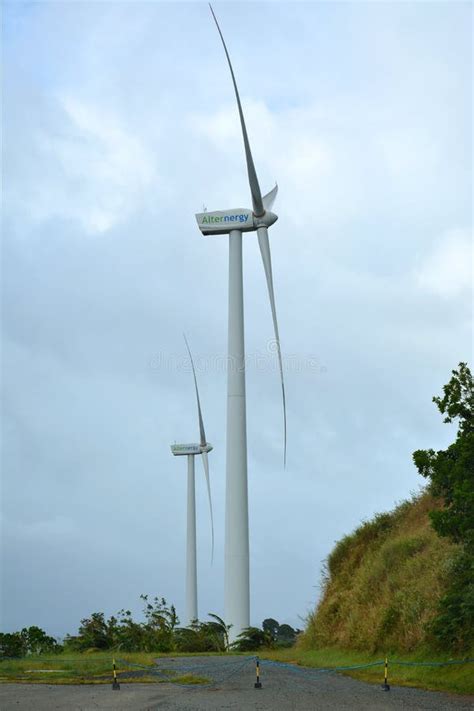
262;183;278;212
201;450;215;564
257;226;287;466
183;334;206;448
209;4;264;217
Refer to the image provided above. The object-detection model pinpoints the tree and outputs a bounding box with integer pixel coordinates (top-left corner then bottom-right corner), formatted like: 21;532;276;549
231;626;268;651
0;633;25;658
413;362;474;650
413;362;474;549
139;595;179;652
0;627;61;657
73;612;111;650
174;619;225;653
277;623;298;647
262;618;279;642
20;626;61;655
207;613;232;651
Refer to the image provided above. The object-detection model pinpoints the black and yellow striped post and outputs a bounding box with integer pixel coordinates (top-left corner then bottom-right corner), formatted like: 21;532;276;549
254;656;262;689
112;658;120;690
381;657;390;691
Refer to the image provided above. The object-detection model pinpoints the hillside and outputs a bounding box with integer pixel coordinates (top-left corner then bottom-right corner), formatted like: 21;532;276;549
302;492;459;654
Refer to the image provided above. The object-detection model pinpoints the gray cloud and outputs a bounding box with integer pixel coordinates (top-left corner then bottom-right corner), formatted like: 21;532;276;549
1;1;472;636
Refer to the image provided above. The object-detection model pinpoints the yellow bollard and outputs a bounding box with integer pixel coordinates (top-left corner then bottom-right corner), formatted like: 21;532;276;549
254;656;262;689
381;657;390;691
112;658;120;690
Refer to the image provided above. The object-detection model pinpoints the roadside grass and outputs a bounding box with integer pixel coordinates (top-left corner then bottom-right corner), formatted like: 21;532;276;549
260;646;474;695
0;652;208;685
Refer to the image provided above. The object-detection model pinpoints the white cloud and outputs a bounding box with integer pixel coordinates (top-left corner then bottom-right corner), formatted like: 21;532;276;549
415;228;472;298
8;95;158;235
56;97;158;233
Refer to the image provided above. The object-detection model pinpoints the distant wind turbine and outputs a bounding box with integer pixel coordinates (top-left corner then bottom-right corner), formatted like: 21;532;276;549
195;5;286;641
170;336;214;626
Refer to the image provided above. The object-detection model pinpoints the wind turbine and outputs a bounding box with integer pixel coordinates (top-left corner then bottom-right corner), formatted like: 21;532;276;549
170;336;214;626
195;5;286;641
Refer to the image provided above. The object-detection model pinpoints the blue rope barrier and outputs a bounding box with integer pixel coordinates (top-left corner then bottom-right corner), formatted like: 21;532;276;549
116;655;256;689
260;658;385;674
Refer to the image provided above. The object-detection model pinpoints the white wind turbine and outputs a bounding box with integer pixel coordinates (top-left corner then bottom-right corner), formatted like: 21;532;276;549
170;336;214;626
195;5;286;641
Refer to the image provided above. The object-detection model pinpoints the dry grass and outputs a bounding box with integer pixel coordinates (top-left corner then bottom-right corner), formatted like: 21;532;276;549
302;492;459;653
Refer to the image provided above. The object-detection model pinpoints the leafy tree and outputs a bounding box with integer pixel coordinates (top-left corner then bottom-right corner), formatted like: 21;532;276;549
277;623;298;647
174;620;224;653
207;613;232;651
413;362;474;548
0;627;61;657
174;623;207;652
73;612;111;650
139;595;178;652
231;626;268;651
0;633;25;658
262;618;279;642
261;618;299;648
115;609;146;652
20;626;61;655
413;362;474;651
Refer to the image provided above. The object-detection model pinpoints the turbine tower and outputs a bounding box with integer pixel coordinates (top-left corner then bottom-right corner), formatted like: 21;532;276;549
171;336;214;626
195;5;286;641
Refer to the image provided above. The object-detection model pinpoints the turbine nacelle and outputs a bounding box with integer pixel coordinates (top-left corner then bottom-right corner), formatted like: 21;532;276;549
196;208;277;236
171;443;213;456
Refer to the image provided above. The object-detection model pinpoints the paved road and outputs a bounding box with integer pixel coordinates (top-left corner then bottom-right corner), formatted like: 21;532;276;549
1;655;472;710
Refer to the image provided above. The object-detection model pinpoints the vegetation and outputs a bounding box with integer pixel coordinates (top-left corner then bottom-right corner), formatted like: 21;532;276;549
0;627;61;658
413;362;474;651
1;590;297;660
65;595;179;653
232;619;301;651
297;362;473;693
302;491;457;652
0;651;207;685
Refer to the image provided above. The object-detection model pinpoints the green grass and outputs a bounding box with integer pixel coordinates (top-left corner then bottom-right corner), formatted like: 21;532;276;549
0;651;208;685
260;646;474;695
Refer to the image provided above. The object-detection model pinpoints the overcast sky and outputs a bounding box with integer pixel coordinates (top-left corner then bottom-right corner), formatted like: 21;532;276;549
2;1;472;638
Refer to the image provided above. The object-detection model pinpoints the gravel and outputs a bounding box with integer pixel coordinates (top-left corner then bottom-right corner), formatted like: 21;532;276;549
1;655;472;710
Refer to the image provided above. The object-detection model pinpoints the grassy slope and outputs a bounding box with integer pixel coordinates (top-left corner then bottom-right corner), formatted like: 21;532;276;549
280;491;474;694
304;492;457;653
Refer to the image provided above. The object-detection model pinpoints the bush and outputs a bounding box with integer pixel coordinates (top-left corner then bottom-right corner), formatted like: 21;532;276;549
430;550;474;652
0;627;62;658
232;627;267;651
